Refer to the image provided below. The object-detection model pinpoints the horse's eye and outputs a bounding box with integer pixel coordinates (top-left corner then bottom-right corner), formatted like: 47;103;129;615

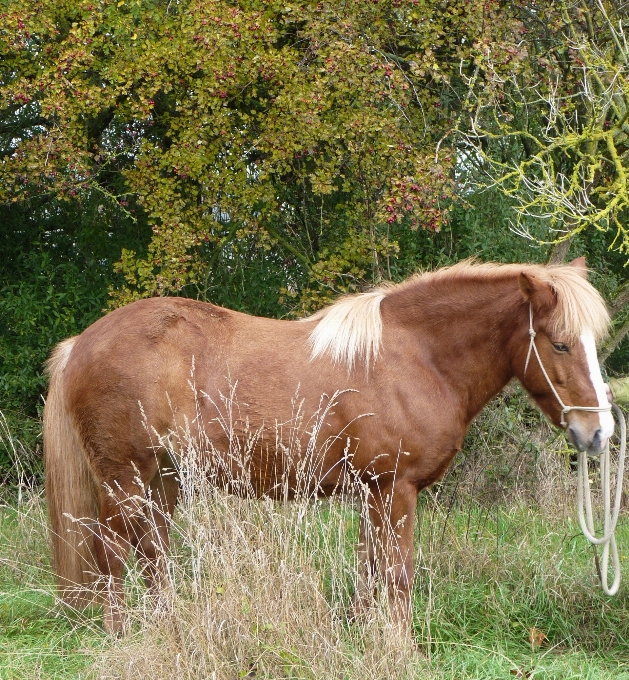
552;342;570;353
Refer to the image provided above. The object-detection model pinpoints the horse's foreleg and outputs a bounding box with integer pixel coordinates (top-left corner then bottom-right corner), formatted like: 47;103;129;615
359;479;418;630
351;511;377;619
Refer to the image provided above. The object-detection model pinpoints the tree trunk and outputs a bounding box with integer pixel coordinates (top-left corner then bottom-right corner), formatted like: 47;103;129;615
546;236;574;265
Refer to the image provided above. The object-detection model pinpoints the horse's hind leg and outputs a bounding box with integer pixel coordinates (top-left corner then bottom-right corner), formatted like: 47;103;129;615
93;475;152;634
132;462;180;593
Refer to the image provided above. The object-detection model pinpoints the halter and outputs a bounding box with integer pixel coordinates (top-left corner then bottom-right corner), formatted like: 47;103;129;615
523;304;612;428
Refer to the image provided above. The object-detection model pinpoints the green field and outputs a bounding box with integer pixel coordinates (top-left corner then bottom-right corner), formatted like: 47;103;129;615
0;500;102;679
2;481;628;679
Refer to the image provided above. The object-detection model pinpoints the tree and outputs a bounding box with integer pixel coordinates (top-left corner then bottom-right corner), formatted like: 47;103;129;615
459;0;629;360
0;0;536;312
4;0;629;449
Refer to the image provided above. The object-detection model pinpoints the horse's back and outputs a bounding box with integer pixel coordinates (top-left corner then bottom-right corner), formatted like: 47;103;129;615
59;298;318;479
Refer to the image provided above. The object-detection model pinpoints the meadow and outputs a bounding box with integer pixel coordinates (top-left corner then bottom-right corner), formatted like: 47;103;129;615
1;392;629;679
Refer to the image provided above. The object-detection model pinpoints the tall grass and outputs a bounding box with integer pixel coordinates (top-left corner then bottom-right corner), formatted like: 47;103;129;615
2;390;629;679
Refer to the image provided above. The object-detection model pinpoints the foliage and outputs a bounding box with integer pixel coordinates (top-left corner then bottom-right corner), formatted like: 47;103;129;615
454;0;629;358
0;193;146;416
0;193;146;470
463;1;629;251
0;0;539;310
3;0;629;472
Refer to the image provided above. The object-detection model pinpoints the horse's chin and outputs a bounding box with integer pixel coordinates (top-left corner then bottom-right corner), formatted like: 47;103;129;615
587;437;609;457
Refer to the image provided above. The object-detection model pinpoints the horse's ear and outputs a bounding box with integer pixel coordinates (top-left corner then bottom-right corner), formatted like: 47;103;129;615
568;256;588;278
519;272;556;311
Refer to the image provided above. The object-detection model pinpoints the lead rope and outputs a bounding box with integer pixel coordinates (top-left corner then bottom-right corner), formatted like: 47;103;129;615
577;403;626;596
524;304;624;595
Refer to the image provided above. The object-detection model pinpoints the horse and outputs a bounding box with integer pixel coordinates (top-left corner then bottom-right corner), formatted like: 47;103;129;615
43;258;613;634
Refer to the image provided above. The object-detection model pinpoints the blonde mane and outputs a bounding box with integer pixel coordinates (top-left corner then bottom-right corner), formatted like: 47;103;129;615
306;260;610;370
306;289;386;371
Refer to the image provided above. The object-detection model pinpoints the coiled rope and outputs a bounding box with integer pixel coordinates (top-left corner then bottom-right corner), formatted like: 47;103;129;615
577;403;626;596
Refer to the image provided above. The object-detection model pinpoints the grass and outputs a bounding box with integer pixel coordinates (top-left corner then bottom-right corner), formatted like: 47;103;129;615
412;501;629;678
1;393;629;678
0;499;105;679
2;491;629;678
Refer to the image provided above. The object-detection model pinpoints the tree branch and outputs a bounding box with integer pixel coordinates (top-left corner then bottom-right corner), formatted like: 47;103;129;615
546;235;574;264
609;281;629;318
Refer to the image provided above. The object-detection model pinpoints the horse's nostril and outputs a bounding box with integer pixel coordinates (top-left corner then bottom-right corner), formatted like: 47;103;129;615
567;425;586;452
590;428;604;454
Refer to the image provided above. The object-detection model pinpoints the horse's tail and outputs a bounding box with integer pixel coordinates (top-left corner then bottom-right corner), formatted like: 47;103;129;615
44;338;100;608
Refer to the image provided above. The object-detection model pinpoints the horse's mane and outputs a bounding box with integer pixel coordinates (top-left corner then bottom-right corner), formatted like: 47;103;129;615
306;289;386;371
306;260;610;370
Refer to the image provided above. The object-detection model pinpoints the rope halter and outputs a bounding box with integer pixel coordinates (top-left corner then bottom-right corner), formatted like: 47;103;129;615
577;403;626;596
523;304;612;429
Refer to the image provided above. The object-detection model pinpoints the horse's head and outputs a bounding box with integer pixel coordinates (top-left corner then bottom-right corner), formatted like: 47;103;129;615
514;258;613;455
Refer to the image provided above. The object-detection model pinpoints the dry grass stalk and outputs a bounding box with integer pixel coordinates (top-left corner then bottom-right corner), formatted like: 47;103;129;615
86;397;425;678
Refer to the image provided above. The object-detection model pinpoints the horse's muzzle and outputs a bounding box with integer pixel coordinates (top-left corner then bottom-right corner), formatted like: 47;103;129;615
567;425;608;456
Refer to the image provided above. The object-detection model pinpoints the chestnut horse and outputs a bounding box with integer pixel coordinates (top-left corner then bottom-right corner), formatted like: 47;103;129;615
44;259;612;633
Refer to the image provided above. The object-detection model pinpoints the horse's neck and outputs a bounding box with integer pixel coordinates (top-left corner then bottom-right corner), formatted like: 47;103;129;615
386;278;522;421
